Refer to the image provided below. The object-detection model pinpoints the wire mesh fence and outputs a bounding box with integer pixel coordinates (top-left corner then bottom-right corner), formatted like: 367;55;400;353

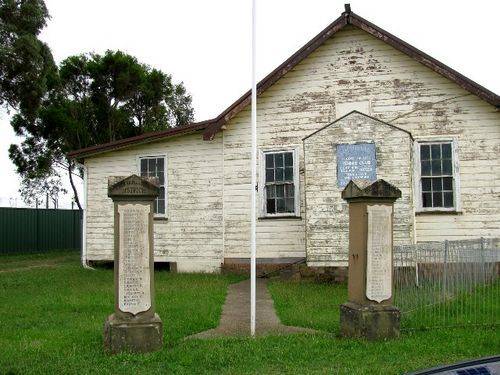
394;238;499;330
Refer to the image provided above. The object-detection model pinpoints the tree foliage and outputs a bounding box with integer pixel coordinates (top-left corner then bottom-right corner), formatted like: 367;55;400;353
9;50;195;209
19;172;67;208
0;0;57;119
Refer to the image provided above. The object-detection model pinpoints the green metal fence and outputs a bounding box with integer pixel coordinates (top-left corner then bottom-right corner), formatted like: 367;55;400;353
0;207;82;254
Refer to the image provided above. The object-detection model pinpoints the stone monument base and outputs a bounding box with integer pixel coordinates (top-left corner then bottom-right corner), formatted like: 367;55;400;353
340;302;400;340
103;313;163;354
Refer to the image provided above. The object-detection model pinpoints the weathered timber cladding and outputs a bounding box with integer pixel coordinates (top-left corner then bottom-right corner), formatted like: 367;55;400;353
221;25;499;265
85;132;223;269
84;24;500;269
303;112;413;265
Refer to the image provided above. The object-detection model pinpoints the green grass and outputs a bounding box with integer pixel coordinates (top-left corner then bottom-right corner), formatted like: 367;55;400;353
400;280;500;329
0;249;77;271
268;279;347;333
0;252;498;374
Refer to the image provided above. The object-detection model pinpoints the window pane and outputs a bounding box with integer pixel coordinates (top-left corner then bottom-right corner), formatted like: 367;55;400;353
148;159;156;173
422;193;432;207
284;152;293;167
276;185;284;198
442;143;452;158
265;153;274;168
431;160;441;175
443;192;453;207
285;184;294;198
153;199;158;214
266;168;274;183
431;144;441;159
158;171;165;185
422;178;431;192
275;167;284;181
276;198;285;212
157;199;165;214
275;153;283;167
284;167;293;181
443;177;453;191
267;185;275;198
421;161;431;176
420;145;430;160
159;186;165;199
140;159;147;175
156;157;164;170
267;199;276;214
285;198;294;213
432;178;442;192
433;192;443;207
442;159;452;175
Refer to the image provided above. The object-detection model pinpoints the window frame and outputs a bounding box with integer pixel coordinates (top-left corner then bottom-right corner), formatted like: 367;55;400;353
136;154;168;218
414;139;461;213
259;148;300;218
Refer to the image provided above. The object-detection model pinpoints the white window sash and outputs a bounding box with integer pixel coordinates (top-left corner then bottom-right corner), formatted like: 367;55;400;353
414;139;461;212
259;148;300;217
136;154;168;218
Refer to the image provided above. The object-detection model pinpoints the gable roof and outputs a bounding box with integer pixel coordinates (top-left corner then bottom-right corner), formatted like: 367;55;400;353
202;6;499;140
69;5;499;160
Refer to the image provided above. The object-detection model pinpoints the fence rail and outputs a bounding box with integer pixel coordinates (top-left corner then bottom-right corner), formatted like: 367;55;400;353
0;207;82;254
394;238;499;330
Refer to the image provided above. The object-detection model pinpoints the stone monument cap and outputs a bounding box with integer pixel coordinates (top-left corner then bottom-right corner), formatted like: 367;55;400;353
341;179;401;202
108;175;159;199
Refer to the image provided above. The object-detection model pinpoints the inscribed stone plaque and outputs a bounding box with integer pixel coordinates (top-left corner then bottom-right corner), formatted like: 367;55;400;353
336;143;377;188
366;205;392;303
118;203;151;315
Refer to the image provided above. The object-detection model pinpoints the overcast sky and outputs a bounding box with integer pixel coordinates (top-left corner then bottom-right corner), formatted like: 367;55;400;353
1;0;498;208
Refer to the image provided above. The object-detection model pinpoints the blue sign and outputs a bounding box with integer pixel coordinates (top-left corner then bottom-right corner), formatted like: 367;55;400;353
336;143;377;188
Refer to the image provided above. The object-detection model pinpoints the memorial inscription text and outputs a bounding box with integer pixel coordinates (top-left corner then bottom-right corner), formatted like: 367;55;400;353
118;204;151;315
366;205;393;303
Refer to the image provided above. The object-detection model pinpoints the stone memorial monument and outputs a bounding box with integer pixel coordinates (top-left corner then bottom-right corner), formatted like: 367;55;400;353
340;179;401;340
104;174;163;354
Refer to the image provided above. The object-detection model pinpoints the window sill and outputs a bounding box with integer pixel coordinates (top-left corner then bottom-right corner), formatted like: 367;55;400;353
154;216;168;222
258;215;302;220
415;210;462;216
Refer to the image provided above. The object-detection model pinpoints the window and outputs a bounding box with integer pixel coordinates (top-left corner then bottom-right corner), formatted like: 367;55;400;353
260;149;299;217
139;156;166;216
416;141;460;211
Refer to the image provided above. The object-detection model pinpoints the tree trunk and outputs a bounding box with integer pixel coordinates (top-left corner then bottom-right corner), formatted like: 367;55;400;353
68;162;82;210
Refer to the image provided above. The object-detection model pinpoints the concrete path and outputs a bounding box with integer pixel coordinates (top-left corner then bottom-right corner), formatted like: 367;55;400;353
189;278;317;338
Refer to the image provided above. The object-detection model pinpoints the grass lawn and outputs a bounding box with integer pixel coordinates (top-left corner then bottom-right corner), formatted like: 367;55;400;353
0;251;498;374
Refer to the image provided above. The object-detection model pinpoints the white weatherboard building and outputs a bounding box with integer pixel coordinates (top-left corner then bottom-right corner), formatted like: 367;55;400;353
69;7;500;272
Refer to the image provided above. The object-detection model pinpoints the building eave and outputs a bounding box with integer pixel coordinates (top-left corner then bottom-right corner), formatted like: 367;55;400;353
67;121;212;161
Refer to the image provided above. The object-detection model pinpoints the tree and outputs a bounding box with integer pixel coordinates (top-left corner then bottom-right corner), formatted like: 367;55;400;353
0;0;57;119
9;50;194;209
19;172;67;208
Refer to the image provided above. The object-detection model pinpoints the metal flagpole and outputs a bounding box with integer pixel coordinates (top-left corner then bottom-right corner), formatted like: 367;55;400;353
250;0;257;337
